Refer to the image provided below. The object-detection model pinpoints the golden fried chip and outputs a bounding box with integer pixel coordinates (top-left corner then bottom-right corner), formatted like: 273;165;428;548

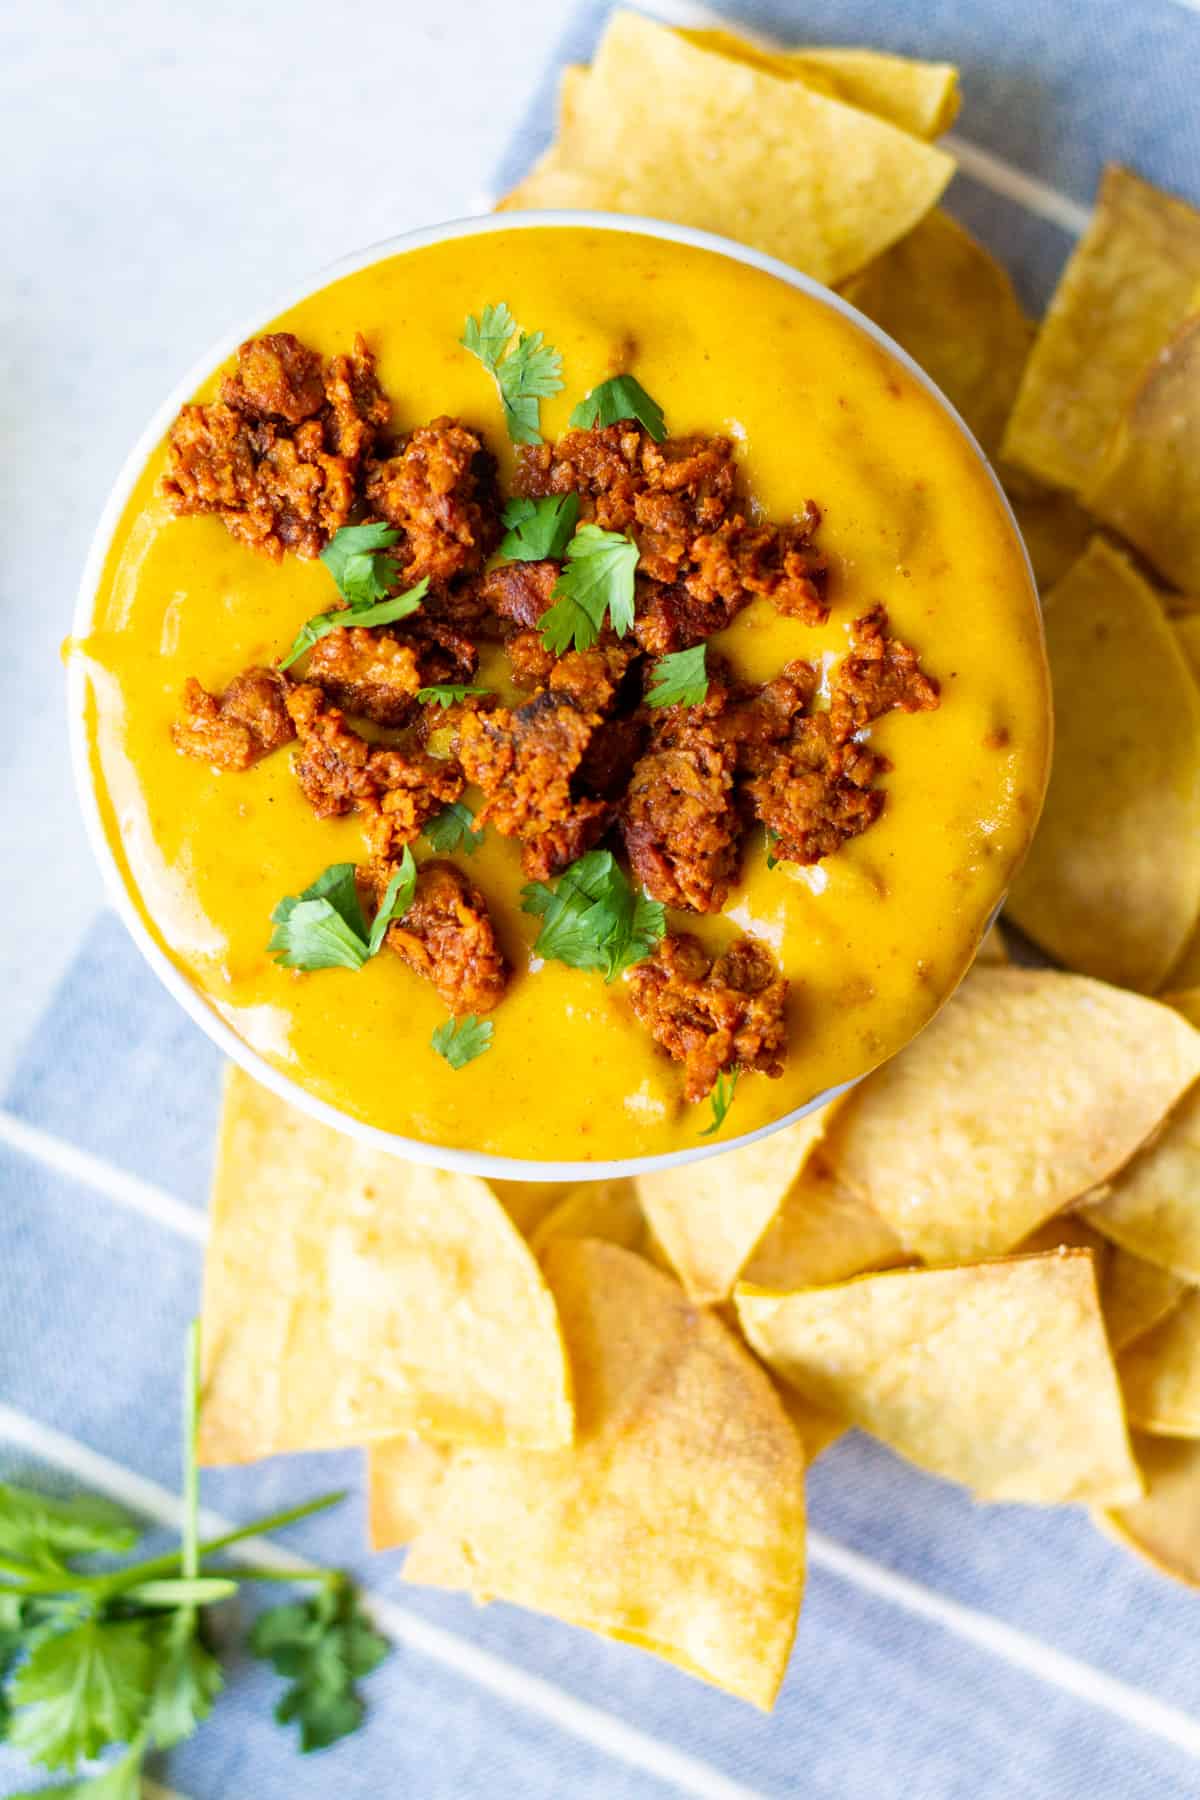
197;1068;573;1463
737;1253;1141;1504
1007;538;1200;990
1002;166;1200;493
404;1240;806;1710
1175;613;1200;687
1003;481;1095;593
1096;1433;1200;1587
830;965;1200;1263
841;210;1032;457
1119;1291;1200;1435
1102;1250;1190;1353
530;1179;646;1256
486;1178;571;1239
678;31;960;139
974;920;1010;965
738;1147;906;1292
1083;1077;1200;1283
635;1101;838;1302
502;12;953;287
1088;317;1200;591
368;1436;454;1550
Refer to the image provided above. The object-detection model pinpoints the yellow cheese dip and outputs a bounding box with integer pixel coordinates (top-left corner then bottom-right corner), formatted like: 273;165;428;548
78;223;1050;1164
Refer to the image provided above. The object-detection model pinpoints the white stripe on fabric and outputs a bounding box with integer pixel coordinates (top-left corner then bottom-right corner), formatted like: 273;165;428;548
0;1409;765;1800
7;1115;1200;1762
626;0;1088;234
0;1110;208;1244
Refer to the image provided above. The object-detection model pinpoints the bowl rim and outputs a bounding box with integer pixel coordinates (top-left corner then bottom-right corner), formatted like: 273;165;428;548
68;207;1034;1182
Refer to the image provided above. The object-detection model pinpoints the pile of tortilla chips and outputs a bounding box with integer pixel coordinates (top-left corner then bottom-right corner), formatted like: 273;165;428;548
197;19;1200;1709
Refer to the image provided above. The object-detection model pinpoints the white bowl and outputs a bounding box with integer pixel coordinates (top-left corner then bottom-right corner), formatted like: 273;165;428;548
69;210;1032;1184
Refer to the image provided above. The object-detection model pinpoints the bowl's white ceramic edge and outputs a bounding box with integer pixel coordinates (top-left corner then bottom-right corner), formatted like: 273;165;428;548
68;208;1037;1181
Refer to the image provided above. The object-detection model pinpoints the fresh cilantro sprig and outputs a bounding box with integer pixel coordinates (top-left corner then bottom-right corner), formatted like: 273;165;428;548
499;493;580;562
765;828;782;871
320;523;404;606
646;644;709;709
430;1014;494;1069
423;802;484;856
700;1068;740;1137
279;574;429;672
540;525;640;656
569;373;667;441
269;852;417;972
461;303;563;445
522;850;665;982
0;1324;382;1795
417;684;490;709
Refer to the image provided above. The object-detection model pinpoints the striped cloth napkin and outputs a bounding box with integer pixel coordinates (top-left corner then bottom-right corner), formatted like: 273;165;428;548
4;2;1200;1794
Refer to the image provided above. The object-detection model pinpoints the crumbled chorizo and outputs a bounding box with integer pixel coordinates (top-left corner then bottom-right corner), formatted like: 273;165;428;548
365;417;498;588
623;712;741;913
625;932;788;1101
161;333;388;560
481;560;559;631
457;689;612;878
305;620;478;728
686;506;829;626
173;666;294;771
828;605;940;740
745;714;886;864
506;629;557;689
381;860;509;1016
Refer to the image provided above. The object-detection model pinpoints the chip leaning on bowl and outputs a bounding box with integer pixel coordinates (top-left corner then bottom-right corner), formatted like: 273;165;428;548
76;219;1049;1164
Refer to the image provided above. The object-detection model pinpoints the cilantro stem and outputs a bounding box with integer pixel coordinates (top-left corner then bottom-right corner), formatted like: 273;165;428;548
182;1318;200;1585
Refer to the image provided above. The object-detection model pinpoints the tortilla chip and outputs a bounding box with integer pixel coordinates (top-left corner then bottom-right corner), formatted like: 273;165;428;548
830;965;1200;1264
530;1179;646;1256
635;1101;838;1302
1007;538;1200;991
368;1435;454;1550
197;1068;573;1463
679;31;960;139
1088;316;1200;591
841;210;1033;457
1166;987;1200;1030
1004;481;1096;593
404;1240;806;1709
1102;1250;1190;1354
1082;1074;1200;1283
487;1178;571;1239
502;12;953;288
738;1146;907;1292
737;1253;1142;1504
1119;1290;1200;1435
1096;1433;1200;1587
1175;613;1200;687
1002;165;1200;493
974;920;1010;965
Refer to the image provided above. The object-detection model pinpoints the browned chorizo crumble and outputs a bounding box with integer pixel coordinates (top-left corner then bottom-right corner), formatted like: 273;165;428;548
164;329;941;1101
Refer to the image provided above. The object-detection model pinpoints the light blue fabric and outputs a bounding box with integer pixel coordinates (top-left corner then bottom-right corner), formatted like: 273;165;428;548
5;4;1200;1793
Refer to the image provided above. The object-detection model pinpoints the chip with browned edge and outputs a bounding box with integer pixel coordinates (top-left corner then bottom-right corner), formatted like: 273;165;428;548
198;1068;573;1463
1007;539;1200;990
829;966;1200;1264
737;1253;1142;1504
404;1240;806;1710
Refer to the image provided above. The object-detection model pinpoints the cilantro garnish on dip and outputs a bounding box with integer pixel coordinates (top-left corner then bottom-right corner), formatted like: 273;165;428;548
461;302;563;444
569;372;667;440
539;525;639;654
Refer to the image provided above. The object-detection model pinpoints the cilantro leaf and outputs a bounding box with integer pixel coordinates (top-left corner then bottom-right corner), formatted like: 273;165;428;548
278;577;429;672
250;1581;387;1754
430;1015;494;1069
9;1620;153;1770
10;1735;148;1798
646;644;708;709
145;1610;222;1751
461;303;563;445
568;373;667;441
0;1488;139;1574
499;493;580;562
765;828;781;871
539;525;639;655
423;801;484;856
366;848;418;956
700;1068;740;1137
269;865;370;972
417;684;490;709
522;850;665;982
319;524;403;606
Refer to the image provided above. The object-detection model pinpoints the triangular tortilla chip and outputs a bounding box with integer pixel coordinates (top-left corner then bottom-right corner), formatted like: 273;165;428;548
1083;1082;1200;1283
502;12;952;287
404;1240;806;1710
830;966;1200;1263
368;1436;454;1550
1119;1289;1200;1436
635;1101;838;1302
1101;1248;1190;1353
1096;1433;1200;1587
487;1178;571;1239
1002;165;1200;493
738;1145;906;1293
198;1068;573;1463
1003;479;1095;595
1007;539;1200;991
841;210;1033;457
737;1253;1142;1504
530;1179;646;1257
1088;317;1200;591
